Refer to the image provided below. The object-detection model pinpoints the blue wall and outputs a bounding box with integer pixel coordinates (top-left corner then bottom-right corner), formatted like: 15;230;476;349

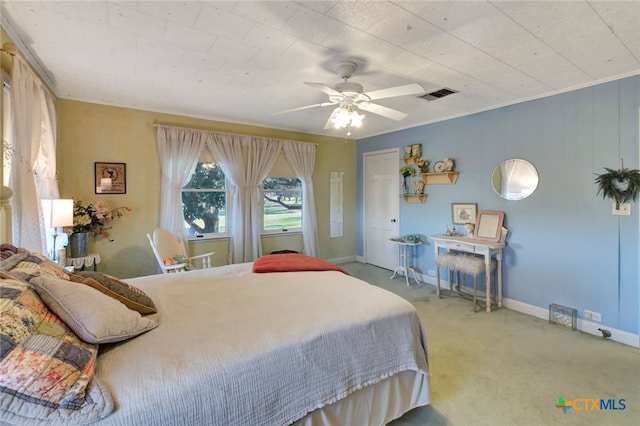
357;76;639;335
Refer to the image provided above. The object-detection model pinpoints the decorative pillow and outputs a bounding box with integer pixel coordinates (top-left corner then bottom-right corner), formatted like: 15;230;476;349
0;275;113;424
30;276;159;344
0;269;20;281
253;253;349;275
162;255;193;272
68;271;157;314
0;243;18;260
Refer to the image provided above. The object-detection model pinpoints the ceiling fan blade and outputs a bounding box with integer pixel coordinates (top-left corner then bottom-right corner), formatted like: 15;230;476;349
323;107;340;130
272;101;337;116
358;102;407;121
304;82;343;96
365;83;424;101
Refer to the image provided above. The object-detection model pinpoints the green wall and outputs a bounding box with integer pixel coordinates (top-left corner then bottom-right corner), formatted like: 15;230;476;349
56;100;357;278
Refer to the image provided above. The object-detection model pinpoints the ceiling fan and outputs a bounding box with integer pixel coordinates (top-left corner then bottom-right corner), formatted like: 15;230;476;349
275;61;424;135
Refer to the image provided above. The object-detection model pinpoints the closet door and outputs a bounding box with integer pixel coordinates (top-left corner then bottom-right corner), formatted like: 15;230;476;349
363;148;399;270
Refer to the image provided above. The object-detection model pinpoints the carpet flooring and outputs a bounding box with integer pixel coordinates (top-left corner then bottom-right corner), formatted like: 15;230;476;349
340;262;639;426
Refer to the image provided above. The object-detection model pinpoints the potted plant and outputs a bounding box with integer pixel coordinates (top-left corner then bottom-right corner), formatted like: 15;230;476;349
400;166;416;194
416;160;429;173
594;166;640;208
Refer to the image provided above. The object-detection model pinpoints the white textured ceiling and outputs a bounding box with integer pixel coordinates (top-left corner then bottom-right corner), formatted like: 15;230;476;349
2;1;639;139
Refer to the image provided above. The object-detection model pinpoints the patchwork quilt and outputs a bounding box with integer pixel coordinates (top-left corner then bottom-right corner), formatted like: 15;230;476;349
0;248;113;425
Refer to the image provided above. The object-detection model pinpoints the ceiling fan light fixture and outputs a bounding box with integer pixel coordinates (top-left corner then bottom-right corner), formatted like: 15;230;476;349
331;105;364;131
285;60;420;134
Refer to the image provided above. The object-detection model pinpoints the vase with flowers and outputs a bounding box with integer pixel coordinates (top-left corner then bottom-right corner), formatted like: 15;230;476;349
400;166;417;194
64;200;131;257
416;159;430;173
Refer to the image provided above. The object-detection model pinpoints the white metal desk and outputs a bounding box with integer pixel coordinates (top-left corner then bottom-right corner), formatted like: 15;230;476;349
430;234;505;312
389;239;422;286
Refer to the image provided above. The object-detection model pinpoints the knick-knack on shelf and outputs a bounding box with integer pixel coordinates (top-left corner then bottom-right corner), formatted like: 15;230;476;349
443;157;455;171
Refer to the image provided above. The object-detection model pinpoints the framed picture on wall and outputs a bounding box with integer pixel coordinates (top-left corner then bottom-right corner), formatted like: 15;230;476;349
95;162;126;194
451;203;477;224
410;143;422;158
403;145;412;159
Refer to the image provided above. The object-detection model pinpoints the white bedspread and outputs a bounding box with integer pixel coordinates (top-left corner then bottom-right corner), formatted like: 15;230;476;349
93;264;430;425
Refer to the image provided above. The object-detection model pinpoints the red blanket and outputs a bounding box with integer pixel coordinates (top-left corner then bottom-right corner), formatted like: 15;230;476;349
253;253;349;275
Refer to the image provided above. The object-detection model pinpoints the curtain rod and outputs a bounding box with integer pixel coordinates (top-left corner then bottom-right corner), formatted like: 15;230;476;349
149;122;319;146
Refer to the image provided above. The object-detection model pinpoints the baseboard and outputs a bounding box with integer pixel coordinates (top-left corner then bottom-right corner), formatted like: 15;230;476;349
356;255;365;263
503;298;640;348
424;277;639;348
329;255;357;264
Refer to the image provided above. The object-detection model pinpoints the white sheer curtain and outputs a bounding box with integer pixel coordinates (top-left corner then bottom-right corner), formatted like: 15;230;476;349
10;55;59;252
36;90;58;199
283;141;319;257
206;132;281;263
156;126;204;239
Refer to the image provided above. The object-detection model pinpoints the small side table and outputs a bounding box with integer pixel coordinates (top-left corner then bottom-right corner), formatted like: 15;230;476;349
389;239;422;286
66;253;101;271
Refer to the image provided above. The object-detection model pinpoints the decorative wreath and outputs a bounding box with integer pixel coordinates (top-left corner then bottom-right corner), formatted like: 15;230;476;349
594;167;640;207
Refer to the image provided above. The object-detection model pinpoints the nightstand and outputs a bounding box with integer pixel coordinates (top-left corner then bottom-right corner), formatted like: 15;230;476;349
66;253;101;271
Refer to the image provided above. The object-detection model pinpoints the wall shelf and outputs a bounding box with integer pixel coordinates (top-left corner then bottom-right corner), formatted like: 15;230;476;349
402;194;427;203
403;157;421;165
421;172;459;184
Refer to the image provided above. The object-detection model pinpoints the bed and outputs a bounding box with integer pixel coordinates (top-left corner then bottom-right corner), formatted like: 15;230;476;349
1;249;430;426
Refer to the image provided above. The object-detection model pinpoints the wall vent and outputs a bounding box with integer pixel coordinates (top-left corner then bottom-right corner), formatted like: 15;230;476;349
418;88;457;101
549;304;577;330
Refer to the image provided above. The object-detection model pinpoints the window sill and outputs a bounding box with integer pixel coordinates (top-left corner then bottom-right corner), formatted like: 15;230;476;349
261;231;302;237
187;235;230;242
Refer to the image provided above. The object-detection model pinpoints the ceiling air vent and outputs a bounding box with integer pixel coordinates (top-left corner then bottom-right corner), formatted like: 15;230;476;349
418;88;457;102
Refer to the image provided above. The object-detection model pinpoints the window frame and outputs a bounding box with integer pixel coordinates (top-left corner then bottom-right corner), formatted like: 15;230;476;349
261;177;303;235
181;162;229;240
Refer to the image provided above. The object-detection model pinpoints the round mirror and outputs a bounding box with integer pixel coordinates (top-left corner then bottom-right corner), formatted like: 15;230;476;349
492;159;539;200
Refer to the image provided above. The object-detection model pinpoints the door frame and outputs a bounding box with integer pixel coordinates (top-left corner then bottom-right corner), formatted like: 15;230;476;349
362;147;400;266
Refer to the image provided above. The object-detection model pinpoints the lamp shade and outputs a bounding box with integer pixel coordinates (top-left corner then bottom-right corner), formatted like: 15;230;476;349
41;199;74;228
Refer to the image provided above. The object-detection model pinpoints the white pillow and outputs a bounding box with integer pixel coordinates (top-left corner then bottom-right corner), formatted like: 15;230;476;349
30;276;159;344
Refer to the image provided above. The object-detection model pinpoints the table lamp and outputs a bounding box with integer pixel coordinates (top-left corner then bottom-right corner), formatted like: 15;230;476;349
41;199;74;263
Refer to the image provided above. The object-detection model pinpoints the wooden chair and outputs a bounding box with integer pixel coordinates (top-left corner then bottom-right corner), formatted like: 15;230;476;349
147;228;214;274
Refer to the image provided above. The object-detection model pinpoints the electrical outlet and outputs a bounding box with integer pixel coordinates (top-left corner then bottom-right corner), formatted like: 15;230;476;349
584;310;602;322
612;202;631;216
427;269;436;277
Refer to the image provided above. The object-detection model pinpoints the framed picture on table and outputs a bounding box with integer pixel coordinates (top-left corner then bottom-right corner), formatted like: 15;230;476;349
95;162;126;194
474;210;505;242
451;203;477;224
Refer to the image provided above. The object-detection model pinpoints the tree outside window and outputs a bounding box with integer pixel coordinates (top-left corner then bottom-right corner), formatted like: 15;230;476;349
263;177;302;232
182;162;226;236
182;164;303;237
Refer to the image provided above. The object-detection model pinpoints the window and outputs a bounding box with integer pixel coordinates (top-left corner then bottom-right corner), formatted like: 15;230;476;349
263;177;302;233
181;163;303;237
182;162;227;238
